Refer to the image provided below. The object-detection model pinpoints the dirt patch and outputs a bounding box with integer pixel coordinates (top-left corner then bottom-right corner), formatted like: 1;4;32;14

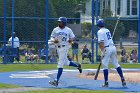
78;72;140;83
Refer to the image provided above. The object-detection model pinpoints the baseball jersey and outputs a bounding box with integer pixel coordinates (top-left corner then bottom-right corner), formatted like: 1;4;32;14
97;28;114;47
8;37;20;48
51;26;75;46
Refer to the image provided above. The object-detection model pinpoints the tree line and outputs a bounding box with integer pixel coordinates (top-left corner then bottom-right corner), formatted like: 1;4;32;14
0;0;86;42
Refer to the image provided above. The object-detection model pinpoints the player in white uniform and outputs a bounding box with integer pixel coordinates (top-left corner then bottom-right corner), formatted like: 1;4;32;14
97;19;126;87
8;32;20;48
49;17;82;87
8;32;20;62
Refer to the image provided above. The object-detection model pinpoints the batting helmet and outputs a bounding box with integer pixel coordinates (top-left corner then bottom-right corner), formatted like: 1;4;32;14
96;19;104;27
58;17;67;26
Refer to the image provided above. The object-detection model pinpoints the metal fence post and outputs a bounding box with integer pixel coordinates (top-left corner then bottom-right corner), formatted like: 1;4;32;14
12;0;15;48
138;0;140;63
91;0;94;64
95;0;99;63
3;0;7;64
46;0;48;64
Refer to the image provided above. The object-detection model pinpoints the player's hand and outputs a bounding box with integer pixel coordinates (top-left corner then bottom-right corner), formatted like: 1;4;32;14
94;37;98;42
48;40;54;45
68;39;73;44
48;39;59;44
54;39;59;44
101;49;106;58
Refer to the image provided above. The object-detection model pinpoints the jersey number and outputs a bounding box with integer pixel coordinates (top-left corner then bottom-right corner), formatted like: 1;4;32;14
62;37;67;41
106;32;111;40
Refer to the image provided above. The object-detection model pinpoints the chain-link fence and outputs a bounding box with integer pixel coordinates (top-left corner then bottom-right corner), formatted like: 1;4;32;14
0;0;140;64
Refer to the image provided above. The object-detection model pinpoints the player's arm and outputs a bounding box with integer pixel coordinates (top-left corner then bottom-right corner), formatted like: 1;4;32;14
97;31;105;56
68;29;75;44
7;38;12;46
68;38;74;43
49;29;59;44
17;37;20;47
81;49;83;54
99;42;104;52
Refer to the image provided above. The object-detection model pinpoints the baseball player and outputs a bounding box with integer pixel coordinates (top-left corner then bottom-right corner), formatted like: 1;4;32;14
49;17;82;87
96;19;126;87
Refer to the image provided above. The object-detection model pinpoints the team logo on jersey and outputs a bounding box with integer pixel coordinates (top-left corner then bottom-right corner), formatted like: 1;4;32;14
57;32;67;36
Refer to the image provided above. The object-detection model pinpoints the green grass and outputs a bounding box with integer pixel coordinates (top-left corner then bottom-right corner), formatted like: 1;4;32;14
0;83;19;88
0;64;56;72
0;63;139;72
15;89;124;93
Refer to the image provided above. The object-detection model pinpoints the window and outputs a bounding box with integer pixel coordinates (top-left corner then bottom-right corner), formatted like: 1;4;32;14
117;0;121;15
103;0;105;13
108;0;110;9
127;0;130;15
132;0;137;15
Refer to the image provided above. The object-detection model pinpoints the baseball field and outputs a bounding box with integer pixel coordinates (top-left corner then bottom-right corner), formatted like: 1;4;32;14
0;64;139;93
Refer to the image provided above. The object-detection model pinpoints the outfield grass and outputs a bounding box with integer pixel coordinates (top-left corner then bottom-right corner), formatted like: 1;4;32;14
0;83;19;88
0;63;139;72
15;89;124;93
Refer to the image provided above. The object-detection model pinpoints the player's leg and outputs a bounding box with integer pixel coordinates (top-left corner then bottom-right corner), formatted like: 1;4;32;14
72;51;74;61
101;49;110;87
49;48;65;86
75;49;79;62
75;54;78;62
88;52;92;62
56;68;63;82
56;48;66;83
111;47;126;87
63;48;82;73
69;59;82;73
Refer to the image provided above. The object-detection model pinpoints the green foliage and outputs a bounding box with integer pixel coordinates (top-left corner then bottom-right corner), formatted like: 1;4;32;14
0;0;88;47
100;8;126;40
105;19;125;41
101;8;112;18
121;19;137;37
81;22;92;37
50;0;85;17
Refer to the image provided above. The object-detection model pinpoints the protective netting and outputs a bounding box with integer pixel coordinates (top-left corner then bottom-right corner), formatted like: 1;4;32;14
0;0;139;64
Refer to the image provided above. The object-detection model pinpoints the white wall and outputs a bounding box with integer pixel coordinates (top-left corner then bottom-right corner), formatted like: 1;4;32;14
110;0;116;16
80;0;92;23
120;0;127;17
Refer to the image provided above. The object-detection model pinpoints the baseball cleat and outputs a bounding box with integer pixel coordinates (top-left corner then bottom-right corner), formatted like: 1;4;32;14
49;80;58;87
122;79;126;87
77;64;82;73
102;81;109;87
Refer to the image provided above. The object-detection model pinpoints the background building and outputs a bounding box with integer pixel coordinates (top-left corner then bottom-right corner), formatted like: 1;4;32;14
99;0;139;17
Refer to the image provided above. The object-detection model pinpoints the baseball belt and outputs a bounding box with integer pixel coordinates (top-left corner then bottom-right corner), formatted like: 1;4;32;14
104;44;115;48
58;45;65;48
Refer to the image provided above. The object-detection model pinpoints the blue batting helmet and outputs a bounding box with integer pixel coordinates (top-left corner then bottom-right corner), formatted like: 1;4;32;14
58;17;67;26
96;19;105;27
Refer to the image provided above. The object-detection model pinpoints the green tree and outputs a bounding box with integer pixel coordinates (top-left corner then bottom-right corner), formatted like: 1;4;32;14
0;0;88;47
101;8;126;41
81;22;92;37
